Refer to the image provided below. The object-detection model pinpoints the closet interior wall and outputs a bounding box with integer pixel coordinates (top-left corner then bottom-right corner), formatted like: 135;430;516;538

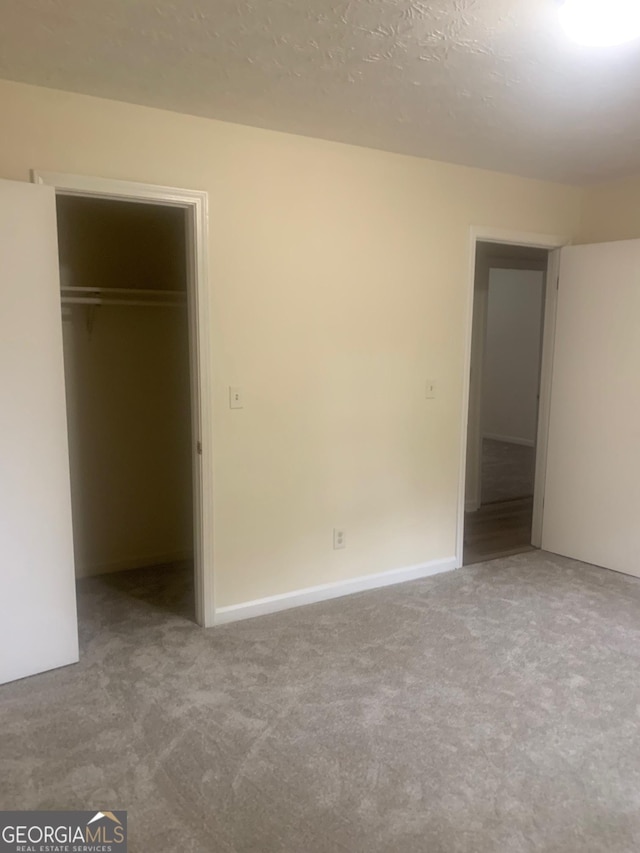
56;196;193;578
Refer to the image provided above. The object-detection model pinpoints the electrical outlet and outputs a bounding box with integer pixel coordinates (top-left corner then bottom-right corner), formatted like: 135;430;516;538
333;528;346;550
229;386;243;409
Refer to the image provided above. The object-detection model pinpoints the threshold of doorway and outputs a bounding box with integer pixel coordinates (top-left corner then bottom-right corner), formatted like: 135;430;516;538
464;544;536;567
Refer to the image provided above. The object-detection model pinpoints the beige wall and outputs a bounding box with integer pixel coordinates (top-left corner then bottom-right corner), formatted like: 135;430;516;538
58;197;193;577
0;79;583;609
580;175;640;243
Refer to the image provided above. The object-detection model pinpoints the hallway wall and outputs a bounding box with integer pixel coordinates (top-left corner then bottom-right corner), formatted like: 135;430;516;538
482;269;545;446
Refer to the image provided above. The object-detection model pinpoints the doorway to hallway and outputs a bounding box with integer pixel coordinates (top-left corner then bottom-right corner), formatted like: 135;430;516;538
463;241;549;565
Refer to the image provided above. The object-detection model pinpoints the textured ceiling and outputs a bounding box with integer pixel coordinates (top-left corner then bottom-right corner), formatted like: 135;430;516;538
1;0;640;184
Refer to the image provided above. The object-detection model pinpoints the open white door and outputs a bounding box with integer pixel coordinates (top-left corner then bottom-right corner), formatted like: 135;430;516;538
542;239;640;576
0;178;78;684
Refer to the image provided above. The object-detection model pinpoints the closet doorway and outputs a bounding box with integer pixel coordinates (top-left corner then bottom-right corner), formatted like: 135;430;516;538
34;171;213;628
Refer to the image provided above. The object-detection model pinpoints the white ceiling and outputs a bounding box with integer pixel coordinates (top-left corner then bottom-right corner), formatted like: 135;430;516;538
2;0;640;184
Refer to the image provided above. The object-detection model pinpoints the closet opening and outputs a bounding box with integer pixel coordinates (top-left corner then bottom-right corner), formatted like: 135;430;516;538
56;194;198;623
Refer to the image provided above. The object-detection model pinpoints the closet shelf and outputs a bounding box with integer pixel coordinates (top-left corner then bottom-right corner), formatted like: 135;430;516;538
60;286;187;308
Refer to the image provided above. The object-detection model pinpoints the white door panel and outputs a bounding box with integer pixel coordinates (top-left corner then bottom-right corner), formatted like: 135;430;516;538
542;239;640;575
0;178;78;684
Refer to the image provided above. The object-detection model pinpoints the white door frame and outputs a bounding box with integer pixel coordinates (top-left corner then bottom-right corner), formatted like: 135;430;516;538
456;227;569;567
32;170;215;627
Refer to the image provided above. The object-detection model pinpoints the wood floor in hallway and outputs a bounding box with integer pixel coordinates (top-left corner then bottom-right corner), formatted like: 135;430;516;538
463;496;535;565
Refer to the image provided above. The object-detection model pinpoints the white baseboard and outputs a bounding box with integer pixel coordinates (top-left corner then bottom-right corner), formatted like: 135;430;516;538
76;550;193;578
483;432;535;448
214;556;457;625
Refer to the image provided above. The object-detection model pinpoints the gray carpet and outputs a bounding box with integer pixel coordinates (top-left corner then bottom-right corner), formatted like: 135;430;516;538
482;438;536;504
2;552;640;852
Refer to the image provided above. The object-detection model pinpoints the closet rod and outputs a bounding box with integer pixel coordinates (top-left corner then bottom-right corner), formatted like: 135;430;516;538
61;286;186;299
61;296;185;308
